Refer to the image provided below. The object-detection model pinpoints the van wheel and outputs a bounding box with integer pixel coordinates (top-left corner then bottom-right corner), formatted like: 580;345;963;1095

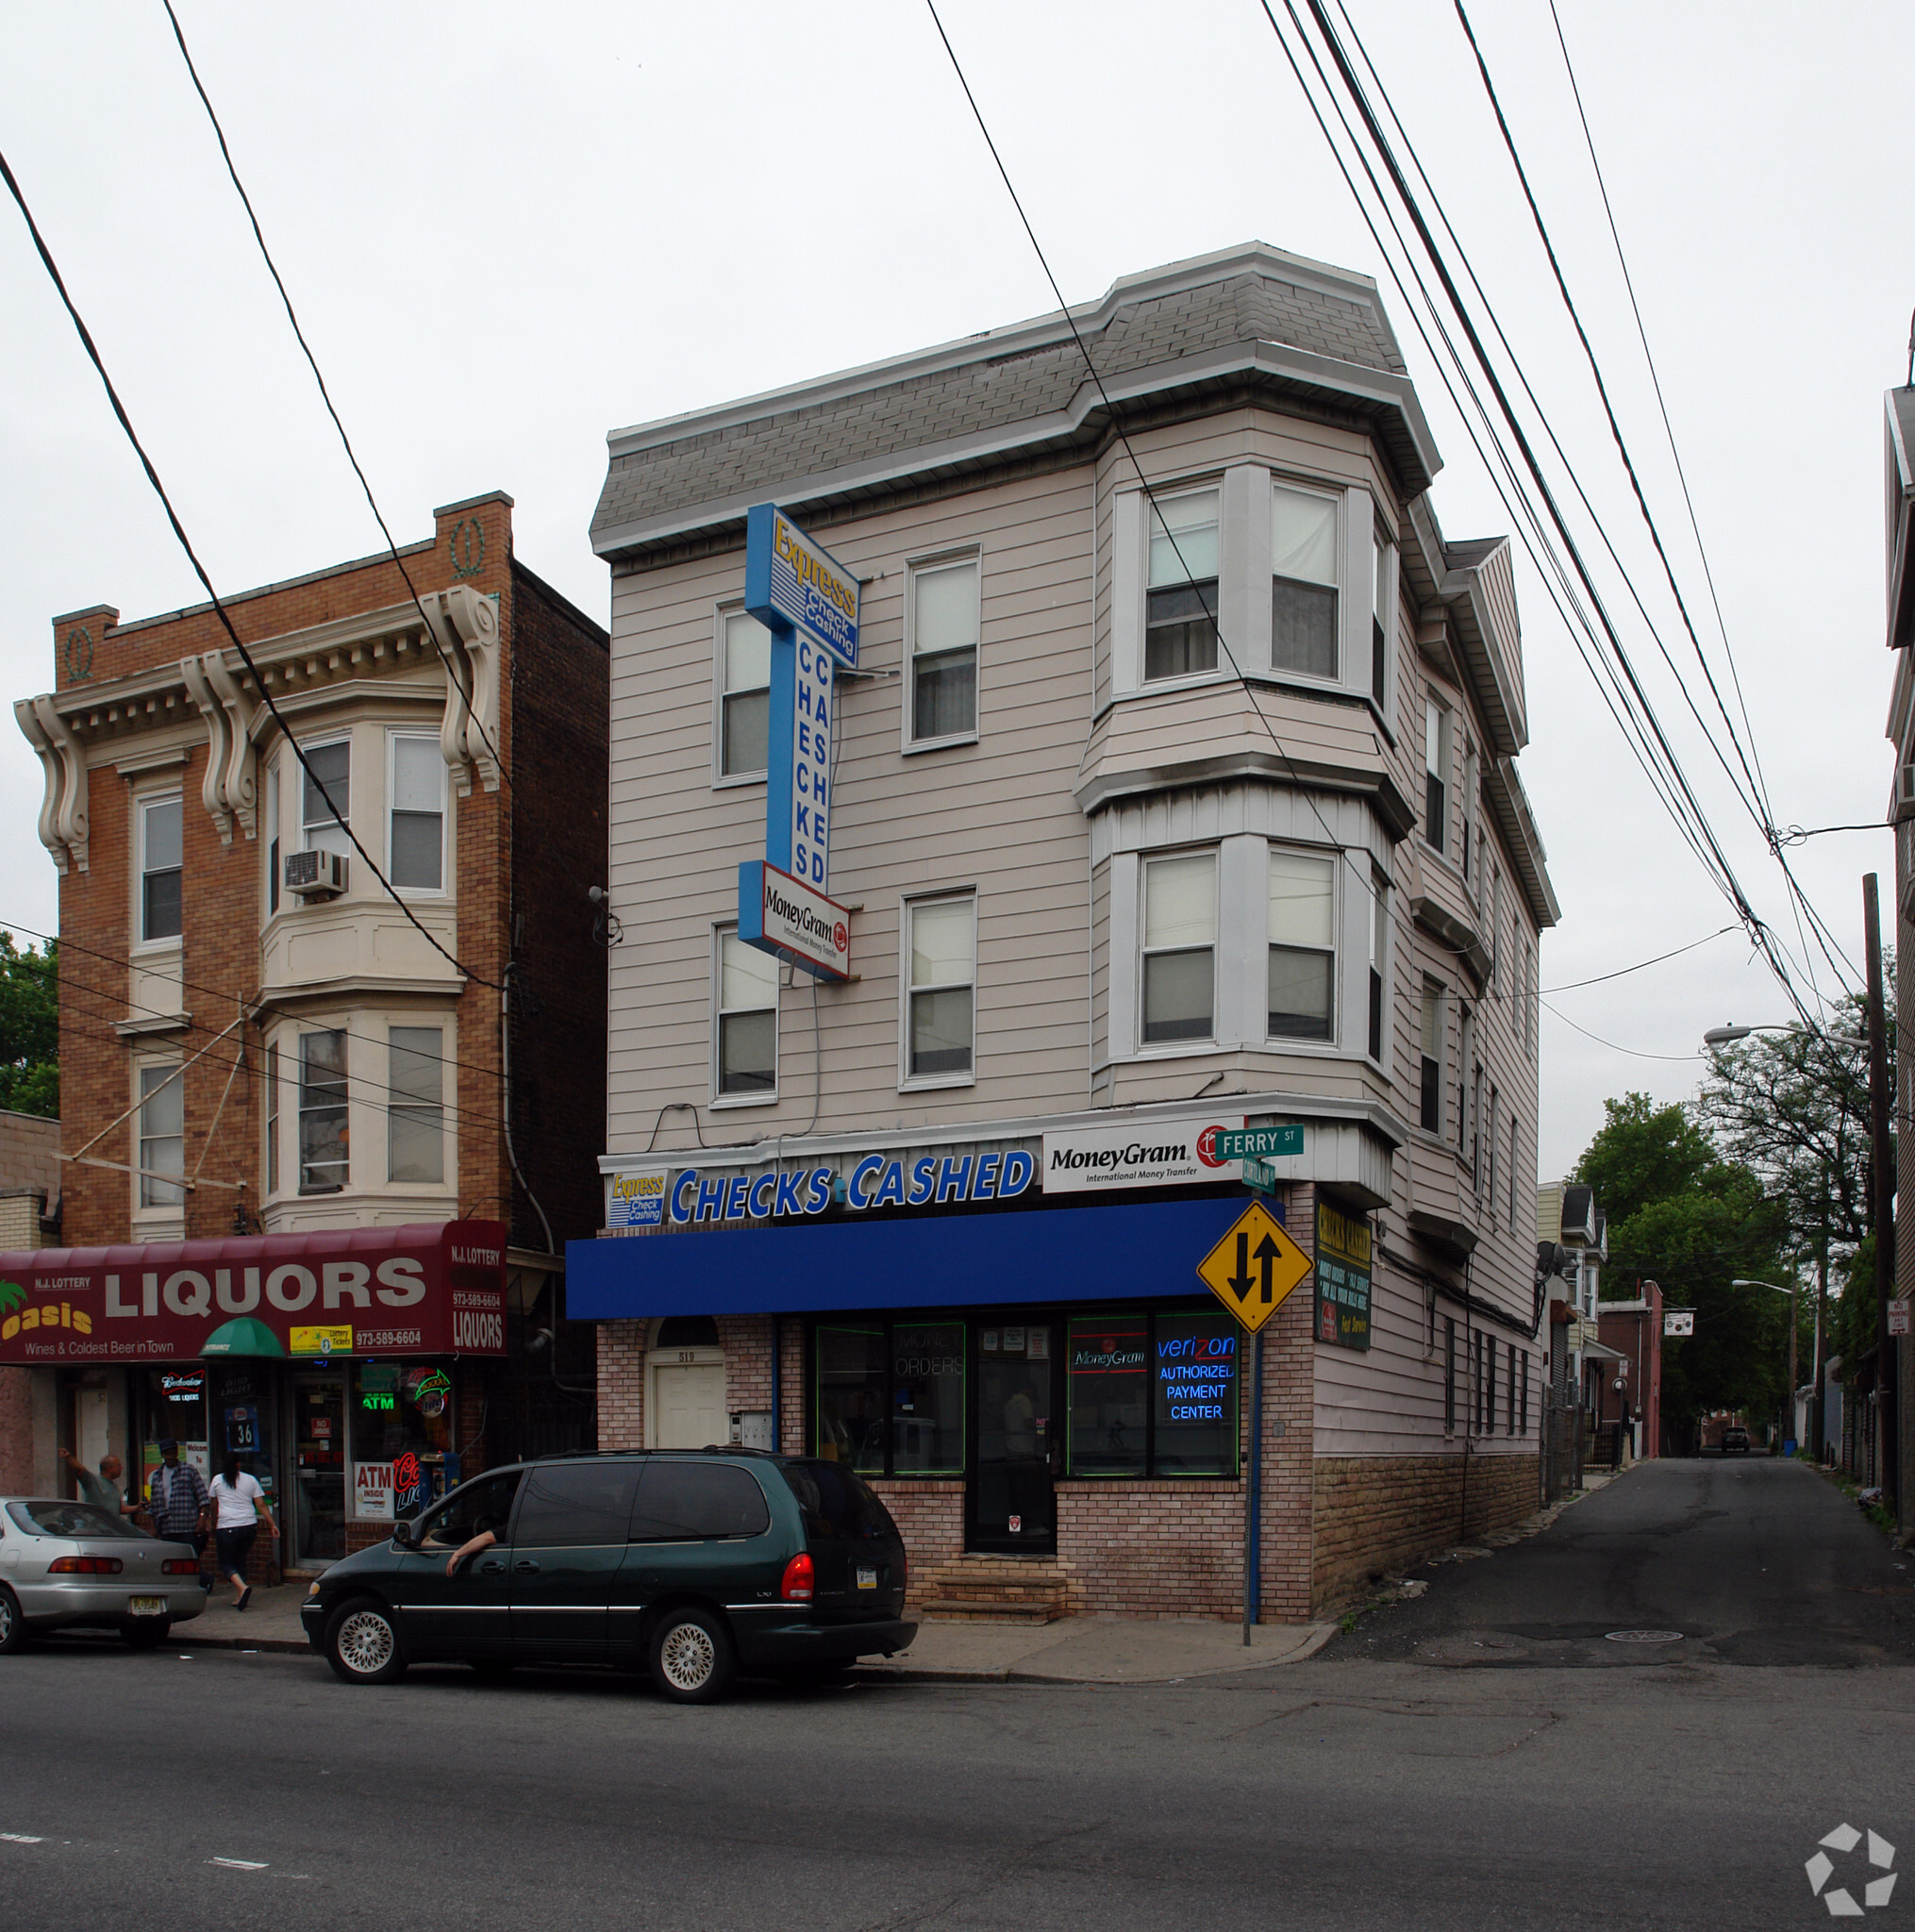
649;1607;735;1705
122;1621;171;1650
0;1588;25;1655
325;1597;408;1685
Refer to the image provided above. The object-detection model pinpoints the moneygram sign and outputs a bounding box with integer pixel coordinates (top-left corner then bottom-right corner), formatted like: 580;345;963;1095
1041;1118;1248;1195
0;1221;508;1365
739;858;851;982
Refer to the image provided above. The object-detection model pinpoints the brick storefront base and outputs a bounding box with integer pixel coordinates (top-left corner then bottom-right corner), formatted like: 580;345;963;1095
1311;1452;1539;1607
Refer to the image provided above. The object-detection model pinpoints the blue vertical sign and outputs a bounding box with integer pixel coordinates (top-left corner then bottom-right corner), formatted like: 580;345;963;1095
739;506;859;981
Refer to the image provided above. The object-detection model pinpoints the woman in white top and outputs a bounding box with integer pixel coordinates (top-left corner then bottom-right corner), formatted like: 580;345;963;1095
205;1455;276;1610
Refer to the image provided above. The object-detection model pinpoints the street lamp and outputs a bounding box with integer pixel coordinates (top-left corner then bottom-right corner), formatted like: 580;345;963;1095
1703;1023;1867;1050
1734;1277;1800;1457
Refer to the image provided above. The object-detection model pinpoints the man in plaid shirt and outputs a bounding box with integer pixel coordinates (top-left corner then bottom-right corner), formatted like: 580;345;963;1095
146;1440;209;1554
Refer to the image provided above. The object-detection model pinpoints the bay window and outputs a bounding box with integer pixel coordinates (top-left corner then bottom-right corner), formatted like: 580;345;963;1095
1424;699;1450;856
1266;848;1335;1041
301;740;351;859
389;734;444;891
388;1027;444;1184
1270;484;1339;679
298;1029;348;1192
1145;491;1220;682
1141;853;1215;1043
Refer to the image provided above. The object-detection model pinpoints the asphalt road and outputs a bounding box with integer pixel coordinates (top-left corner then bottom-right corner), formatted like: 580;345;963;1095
0;1459;1907;1932
1326;1456;1915;1667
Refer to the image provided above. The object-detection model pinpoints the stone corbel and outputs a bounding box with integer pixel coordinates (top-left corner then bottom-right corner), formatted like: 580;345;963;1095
417;586;502;795
179;657;233;841
203;654;259;839
14;695;89;873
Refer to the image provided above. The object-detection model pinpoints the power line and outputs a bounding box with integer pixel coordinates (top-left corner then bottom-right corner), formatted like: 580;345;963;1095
1540;924;1740;995
1540;997;1699;1064
1267;0;1823;1040
0;142;500;993
158;0;512;799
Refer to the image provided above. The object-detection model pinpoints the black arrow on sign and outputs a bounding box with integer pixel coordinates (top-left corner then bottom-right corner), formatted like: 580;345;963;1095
1227;1233;1256;1304
1253;1234;1281;1304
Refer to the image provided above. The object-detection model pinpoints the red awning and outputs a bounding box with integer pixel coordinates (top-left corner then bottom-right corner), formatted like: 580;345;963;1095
0;1221;507;1366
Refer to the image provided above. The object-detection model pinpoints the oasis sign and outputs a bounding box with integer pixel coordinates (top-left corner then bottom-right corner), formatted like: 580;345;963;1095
0;1222;508;1365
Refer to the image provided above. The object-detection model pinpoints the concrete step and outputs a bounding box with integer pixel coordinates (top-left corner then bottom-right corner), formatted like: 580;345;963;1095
921;1598;1066;1624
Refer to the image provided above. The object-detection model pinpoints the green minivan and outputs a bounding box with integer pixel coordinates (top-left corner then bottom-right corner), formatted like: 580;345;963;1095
299;1451;915;1703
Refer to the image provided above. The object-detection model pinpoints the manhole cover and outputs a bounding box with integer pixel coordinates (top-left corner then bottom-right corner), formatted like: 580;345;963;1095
1604;1629;1684;1644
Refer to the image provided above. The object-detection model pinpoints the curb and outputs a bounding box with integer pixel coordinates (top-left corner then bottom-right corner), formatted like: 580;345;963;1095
863;1623;1338;1687
173;1630;312;1656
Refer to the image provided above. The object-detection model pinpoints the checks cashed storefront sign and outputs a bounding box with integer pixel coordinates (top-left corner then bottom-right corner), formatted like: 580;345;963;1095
0;1221;508;1365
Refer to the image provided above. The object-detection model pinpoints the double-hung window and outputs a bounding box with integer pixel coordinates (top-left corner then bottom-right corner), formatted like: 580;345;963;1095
1373;540;1393;704
264;1042;279;1195
1270;484;1339;680
140;796;182;942
389;735;444;891
1424;700;1449;855
298;1029;348;1192
908;558;978;742
388;1027;444;1184
1267;848;1335;1041
1419;981;1443;1133
138;1065;184;1208
301;741;352;859
1486;1086;1499;1207
1367;875;1388;1062
1141;854;1215;1043
1145;491;1220;682
906;895;974;1079
719;611;772;778
716;929;776;1097
265;758;280;916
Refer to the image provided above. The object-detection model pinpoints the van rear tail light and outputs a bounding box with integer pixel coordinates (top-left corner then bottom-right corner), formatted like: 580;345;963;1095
161;1558;200;1576
780;1553;814;1603
48;1556;123;1574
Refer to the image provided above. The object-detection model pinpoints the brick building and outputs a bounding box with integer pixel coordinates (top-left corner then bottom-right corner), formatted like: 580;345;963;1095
6;493;608;1569
573;244;1557;1620
0;1108;60;1493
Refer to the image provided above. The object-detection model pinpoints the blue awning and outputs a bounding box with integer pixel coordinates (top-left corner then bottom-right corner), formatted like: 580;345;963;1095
565;1197;1247;1319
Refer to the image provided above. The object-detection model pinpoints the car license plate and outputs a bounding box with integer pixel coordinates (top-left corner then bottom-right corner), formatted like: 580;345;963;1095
857;1568;877;1591
127;1596;166;1616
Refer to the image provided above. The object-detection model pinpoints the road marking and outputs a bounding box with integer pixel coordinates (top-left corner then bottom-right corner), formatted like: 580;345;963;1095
0;1834;43;1844
208;1857;269;1870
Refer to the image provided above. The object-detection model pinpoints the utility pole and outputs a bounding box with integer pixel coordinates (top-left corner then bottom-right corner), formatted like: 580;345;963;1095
1863;874;1898;1521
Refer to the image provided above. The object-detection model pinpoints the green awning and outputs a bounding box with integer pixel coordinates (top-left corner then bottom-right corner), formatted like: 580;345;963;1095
200;1316;287;1359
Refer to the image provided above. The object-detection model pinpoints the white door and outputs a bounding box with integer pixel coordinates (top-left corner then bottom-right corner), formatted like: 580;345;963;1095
651;1362;727;1448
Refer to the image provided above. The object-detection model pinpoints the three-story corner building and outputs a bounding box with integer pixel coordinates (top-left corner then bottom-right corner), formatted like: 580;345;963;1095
574;243;1558;1619
7;493;609;1571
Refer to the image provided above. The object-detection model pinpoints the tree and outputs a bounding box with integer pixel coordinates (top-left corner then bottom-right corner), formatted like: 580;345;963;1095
1573;1093;1793;1429
0;933;57;1119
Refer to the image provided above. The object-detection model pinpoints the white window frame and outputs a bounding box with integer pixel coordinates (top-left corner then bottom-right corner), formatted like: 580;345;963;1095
264;1040;280;1197
1268;478;1342;687
386;730;448;897
1265;843;1338;1045
712;924;778;1107
1138;849;1219;1051
387;1024;447;1185
1372;533;1398;724
899;891;977;1090
135;1060;185;1213
136;791;184;950
297;1026;349;1194
903;551;981;752
1419;979;1446;1137
1366;871;1389;1067
299;735;353;859
713;605;772;788
1423;697;1452;858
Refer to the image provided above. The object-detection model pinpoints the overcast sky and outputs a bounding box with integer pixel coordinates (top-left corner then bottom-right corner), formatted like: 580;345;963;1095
2;0;1907;1179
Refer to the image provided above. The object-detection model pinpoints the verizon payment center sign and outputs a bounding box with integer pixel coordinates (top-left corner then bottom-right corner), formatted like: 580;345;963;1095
1041;1118;1247;1195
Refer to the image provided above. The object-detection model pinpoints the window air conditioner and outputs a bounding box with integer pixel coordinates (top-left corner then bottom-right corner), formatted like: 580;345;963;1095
284;850;348;900
1893;765;1915;824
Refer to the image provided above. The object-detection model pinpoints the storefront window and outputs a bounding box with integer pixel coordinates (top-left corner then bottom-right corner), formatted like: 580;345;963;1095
141;1366;209;1501
891;1322;964;1474
1064;1309;1239;1479
1067;1317;1147;1476
1153;1311;1239;1475
351;1362;455;1524
815;1326;886;1472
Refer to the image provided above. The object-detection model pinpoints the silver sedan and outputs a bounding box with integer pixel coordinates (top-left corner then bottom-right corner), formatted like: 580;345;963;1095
0;1496;208;1650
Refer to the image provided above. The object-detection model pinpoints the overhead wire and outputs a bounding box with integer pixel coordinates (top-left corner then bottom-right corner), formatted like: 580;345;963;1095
1265;0;1824;1038
0;142;500;992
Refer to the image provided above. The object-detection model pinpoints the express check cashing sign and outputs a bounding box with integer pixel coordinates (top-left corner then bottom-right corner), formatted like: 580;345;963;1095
744;505;859;670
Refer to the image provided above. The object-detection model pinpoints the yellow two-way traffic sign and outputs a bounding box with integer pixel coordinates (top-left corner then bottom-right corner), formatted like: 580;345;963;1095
1196;1200;1313;1333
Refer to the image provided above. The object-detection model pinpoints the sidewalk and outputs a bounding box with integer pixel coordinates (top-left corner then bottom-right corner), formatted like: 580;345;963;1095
172;1588;1334;1682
